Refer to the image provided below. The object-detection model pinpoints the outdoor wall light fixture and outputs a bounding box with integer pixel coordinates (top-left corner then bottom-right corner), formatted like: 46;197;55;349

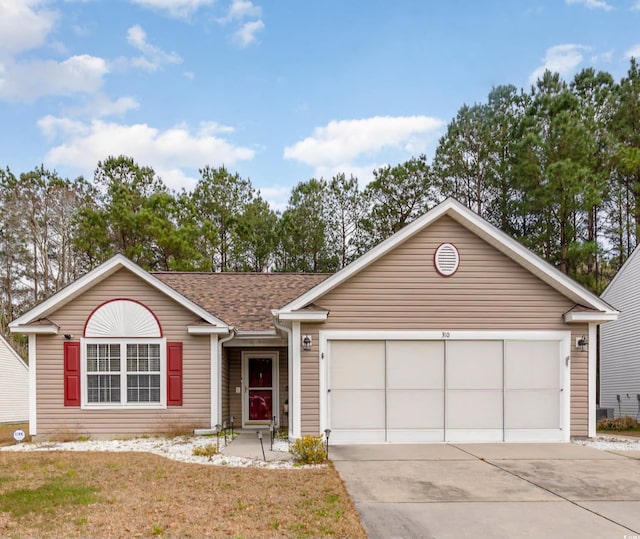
64;334;74;340
576;336;588;352
302;335;312;351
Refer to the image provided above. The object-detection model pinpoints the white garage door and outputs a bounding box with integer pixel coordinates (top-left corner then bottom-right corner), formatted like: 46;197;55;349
327;339;564;443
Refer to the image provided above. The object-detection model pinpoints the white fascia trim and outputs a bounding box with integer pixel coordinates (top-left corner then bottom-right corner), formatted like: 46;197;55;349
10;325;59;335
588;322;598;438
187;326;231;335
563;312;619;323
280;198;616;315
9;254;229;331
28;335;36;436
276;311;328;321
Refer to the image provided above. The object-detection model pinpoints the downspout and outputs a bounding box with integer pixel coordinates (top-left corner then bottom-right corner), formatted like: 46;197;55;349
217;327;236;426
273;312;293;440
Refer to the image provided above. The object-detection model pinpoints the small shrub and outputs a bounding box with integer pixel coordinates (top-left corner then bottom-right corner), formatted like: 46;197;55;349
192;444;218;458
597;416;639;431
289;435;327;464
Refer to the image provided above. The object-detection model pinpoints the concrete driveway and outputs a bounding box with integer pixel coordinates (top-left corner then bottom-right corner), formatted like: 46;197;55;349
331;443;640;539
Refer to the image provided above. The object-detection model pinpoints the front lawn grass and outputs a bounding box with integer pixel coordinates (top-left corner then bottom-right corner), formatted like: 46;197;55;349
0;451;366;538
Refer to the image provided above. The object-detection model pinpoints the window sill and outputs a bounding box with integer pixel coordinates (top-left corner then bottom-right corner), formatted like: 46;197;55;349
81;403;167;411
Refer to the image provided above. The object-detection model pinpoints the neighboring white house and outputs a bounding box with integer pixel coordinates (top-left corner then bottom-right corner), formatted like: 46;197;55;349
0;335;28;423
600;247;640;419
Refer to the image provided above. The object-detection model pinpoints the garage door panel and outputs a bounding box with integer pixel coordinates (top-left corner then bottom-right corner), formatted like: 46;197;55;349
447;390;503;429
330;389;385;429
387;389;444;429
387;341;445;390
447;341;503;389
505;390;561;429
505;341;560;389
330;341;385;389
327;337;565;444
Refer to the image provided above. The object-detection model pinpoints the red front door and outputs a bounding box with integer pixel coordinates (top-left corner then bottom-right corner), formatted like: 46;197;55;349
248;357;273;421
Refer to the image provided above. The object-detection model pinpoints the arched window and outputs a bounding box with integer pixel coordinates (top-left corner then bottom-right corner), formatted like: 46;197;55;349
81;300;166;408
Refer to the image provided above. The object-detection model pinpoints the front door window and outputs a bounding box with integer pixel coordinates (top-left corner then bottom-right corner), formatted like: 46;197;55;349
248;357;273;420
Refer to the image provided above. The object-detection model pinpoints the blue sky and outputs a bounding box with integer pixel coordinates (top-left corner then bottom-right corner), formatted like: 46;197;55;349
1;0;639;209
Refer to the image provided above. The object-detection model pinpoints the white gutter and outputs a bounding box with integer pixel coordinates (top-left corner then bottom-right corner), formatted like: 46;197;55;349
273;313;294;440
215;328;236;426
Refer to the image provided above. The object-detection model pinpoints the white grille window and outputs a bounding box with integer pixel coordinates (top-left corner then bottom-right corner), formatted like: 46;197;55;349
127;344;161;403
87;344;121;403
434;243;460;276
83;339;165;408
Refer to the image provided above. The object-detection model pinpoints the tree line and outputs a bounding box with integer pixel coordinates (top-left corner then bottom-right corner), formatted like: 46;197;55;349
2;59;640;350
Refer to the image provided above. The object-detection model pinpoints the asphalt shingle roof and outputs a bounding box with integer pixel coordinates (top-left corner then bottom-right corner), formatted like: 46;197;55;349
152;272;330;332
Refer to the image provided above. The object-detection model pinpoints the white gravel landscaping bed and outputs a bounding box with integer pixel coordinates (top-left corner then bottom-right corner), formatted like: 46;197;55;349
0;436;299;469
573;434;640;452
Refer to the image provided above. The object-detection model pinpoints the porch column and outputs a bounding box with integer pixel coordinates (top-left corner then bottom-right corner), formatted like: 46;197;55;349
588;322;597;438
292;321;302;438
28;335;36;436
210;334;220;428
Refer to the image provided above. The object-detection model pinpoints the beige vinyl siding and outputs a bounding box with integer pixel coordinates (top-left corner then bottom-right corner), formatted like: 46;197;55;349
570;326;589;436
301;327;321;435
299;216;589;437
318;217;574;331
227;348;243;423
221;348;230;421
35;268;211;437
278;350;288;429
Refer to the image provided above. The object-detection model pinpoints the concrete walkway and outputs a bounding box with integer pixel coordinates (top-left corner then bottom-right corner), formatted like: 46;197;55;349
332;443;640;539
221;431;292;462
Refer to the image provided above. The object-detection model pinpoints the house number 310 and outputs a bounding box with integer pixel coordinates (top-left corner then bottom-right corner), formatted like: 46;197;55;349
442;331;451;339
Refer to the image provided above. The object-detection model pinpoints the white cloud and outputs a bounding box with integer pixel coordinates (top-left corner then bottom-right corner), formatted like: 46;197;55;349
626;44;640;59
529;44;589;84
183;70;195;79
37;116;255;191
197;121;235;136
233;19;265;47
127;25;181;72
284;116;444;171
0;54;108;101
633;1;640;10
591;49;614;63
565;0;614;10
64;95;141;118
129;0;214;19
218;0;261;23
259;185;291;212
0;0;57;57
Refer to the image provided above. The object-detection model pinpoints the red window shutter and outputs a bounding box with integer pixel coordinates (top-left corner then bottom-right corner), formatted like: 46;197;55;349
64;341;81;406
167;342;183;406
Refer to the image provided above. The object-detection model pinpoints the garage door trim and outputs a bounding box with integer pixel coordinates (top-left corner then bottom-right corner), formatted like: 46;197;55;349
319;330;571;443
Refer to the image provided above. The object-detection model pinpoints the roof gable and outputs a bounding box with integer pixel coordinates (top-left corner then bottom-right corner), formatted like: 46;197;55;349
0;336;27;371
9;254;229;332
601;245;640;302
277;198;618;317
153;272;329;332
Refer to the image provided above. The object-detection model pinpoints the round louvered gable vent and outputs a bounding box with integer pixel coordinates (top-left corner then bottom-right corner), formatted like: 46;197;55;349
434;243;460;277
